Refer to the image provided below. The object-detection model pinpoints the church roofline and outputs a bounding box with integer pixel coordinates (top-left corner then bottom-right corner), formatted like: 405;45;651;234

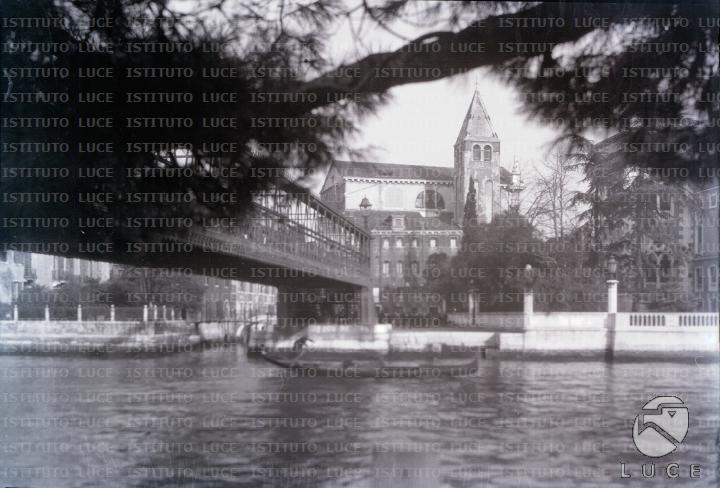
323;160;455;184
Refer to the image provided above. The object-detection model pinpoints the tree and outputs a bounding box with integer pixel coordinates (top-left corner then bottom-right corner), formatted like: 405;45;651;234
569;137;697;311
2;0;717;258
461;177;479;247
100;266;206;314
453;210;543;312
527;151;581;240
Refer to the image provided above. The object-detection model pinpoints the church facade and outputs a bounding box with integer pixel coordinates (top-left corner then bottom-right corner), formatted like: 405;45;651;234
320;90;521;317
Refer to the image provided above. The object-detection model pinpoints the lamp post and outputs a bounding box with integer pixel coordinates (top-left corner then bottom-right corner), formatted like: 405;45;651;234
359;196;378;323
606;255;618;314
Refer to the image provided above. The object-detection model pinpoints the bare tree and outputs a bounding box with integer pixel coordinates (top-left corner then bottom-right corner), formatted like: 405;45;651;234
525;151;582;240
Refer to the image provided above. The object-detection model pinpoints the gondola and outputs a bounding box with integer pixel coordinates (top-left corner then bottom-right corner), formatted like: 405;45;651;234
261;351;479;378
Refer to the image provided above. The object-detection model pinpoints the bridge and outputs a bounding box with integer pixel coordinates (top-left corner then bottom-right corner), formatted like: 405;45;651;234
173;181;375;328
4;179;375;330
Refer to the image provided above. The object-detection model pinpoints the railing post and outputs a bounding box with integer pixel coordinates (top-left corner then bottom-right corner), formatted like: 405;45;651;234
607;279;618;314
110;304;115;322
13;304;18;321
143;305;148;322
44;305;50;322
162;305;167;321
171;308;175;321
523;289;534;329
153;305;158;321
77;304;82;322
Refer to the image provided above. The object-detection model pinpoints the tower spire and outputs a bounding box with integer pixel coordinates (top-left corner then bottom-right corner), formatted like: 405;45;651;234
455;87;498;147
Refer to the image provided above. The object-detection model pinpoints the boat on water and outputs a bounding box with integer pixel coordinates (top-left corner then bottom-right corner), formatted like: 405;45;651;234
261;351;479;378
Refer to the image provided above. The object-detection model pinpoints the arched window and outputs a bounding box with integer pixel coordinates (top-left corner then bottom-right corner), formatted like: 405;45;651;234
483;145;492;162
415;190;445;210
472;145;481;161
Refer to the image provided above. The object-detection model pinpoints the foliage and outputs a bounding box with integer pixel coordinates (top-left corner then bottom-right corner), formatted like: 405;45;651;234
99;266;206;313
453;209;544;312
2;0;716;257
569;137;697;310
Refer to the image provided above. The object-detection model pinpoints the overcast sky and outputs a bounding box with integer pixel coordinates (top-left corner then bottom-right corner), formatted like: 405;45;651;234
323;6;570;178
340;69;562;172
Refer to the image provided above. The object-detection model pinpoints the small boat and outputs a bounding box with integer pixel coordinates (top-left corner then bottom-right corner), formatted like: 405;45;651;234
261;351;478;378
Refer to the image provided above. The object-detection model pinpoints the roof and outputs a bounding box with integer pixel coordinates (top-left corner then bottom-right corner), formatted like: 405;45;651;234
324;160;512;187
343;210;461;232
329;160;454;181
455;88;498;146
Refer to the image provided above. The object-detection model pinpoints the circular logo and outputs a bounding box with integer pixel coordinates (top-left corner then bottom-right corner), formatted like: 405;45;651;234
632;396;688;457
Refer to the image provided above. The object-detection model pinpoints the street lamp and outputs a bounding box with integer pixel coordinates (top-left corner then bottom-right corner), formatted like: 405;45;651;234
359;196;372;230
606;255;618;314
607;255;617;279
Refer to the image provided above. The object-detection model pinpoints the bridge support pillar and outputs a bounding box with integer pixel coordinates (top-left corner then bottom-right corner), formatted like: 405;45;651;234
359;286;377;326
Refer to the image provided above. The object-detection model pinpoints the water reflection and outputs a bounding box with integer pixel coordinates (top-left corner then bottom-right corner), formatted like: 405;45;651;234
0;348;717;487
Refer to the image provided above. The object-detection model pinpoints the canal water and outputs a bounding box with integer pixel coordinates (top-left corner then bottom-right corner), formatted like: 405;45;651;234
1;346;718;487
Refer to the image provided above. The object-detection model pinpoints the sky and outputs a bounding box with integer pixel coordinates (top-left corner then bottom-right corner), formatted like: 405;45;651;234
340;69;562;172
319;5;566;186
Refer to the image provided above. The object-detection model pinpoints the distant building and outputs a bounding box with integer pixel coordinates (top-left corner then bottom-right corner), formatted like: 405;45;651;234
320;90;522;316
0;251;30;308
691;180;719;311
30;254;112;286
595;134;719;311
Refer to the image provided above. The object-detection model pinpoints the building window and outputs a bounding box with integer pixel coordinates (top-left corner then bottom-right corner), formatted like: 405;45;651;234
392;217;404;230
483;145;492;162
395;238;403;248
657;194;672;213
382;238;390;249
472;144;481;161
411;261;419;274
696;222;703;253
695;267;703;291
646;263;657;285
382;261;390;276
396;261;404;276
429;238;437;248
658;255;671;283
450;238;457;249
710;193;718;208
414;190;445;210
709;265;718;291
411;239;419;248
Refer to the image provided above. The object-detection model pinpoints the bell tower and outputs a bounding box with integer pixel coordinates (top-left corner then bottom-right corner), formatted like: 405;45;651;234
454;88;501;224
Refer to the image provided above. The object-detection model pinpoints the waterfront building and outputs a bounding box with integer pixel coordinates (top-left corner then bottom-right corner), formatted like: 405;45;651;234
320;90;522;317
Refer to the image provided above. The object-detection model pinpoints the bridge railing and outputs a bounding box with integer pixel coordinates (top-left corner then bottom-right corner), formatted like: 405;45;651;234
189;182;371;282
615;312;719;329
